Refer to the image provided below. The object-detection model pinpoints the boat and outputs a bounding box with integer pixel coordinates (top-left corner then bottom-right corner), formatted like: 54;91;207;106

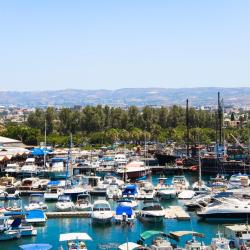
139;230;173;250
25;209;47;226
3;199;22;212
75;194;92;211
185;236;207;250
24;193;48;211
44;180;64;201
91;200;113;224
106;183;122;199
210;231;230;250
114;205;135;224
18;178;40;191
0;190;20;201
229;173;250;187
19;158;38;176
117;198;138;209
114;154;128;167
103;174;124;187
197;197;250;220
9;217;37;237
122;184;138;199
138;201;165;223
192;181;211;194
137;181;156;200
172;176;189;192
4;163;20;176
116;161;151;179
48;157;68;179
0;176;20;193
156;178;176;200
55;194;75;212
63;184;88;201
177;190;196;199
59;232;92;250
0;216;21;240
118;242;142;250
185;194;212;210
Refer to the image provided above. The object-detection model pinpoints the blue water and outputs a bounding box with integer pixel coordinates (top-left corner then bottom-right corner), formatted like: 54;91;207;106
2;174;226;250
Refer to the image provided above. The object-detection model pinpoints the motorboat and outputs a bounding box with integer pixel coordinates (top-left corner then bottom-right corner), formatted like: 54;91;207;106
197;197;250;220
48;157;68;179
210;231;230;250
103;174;124;187
18;178;40;191
172;176;189;192
25;209;47;226
44;180;64;201
0;190;20;201
59;232;92;250
156;178;177;200
0;176;20;193
4;163;20;176
137;181;156;200
55;195;75;212
178;190;196;199
63;184;88;201
75;194;92;211
90;180;109;196
118;242;142;250
117;198;138;209
185;237;207;250
185;194;212;210
106;183;122;199
229;173;250;187
0;216;21;240
114;205;135;224
122;184;138;199
3;199;22;212
20;158;38;176
114;154;128;167
116;161;151;179
139;202;165;223
192;181;211;194
91;200;113;224
24;193;48;211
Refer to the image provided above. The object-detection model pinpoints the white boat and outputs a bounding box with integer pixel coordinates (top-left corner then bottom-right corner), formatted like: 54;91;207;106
106;183;122;199
4;163;20;175
91;200;113;224
19;178;40;191
20;158;38;176
185;236;207;250
197;197;250;220
114;154;128;167
55;195;75;212
139;202;165;223
118;242;142;250
150;236;173;250
44;180;64;201
137;181;156;200
185;194;212;210
210;231;230;250
24;193;48;211
229;173;250;187
75;194;92;211
59;232;92;250
172;176;189;192
156;178;177;200
103;174;124;187
63;184;88;201
178;190;196;199
192;181;211;194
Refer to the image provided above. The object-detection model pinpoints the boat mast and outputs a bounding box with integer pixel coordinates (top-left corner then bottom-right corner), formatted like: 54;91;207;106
44;118;47;168
186;99;190;157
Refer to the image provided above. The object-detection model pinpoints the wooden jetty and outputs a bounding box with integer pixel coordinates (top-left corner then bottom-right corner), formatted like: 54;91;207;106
164;206;190;220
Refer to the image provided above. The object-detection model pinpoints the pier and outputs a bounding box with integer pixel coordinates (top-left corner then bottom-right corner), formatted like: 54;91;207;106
46;211;92;218
164;206;190;220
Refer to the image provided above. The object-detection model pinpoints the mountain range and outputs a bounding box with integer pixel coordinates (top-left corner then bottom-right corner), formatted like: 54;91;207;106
0;87;249;107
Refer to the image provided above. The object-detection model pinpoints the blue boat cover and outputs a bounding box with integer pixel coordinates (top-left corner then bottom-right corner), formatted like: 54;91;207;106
19;244;52;250
136;176;147;181
116;205;133;217
26;210;45;219
4;211;28;216
122;185;137;195
51;157;67;162
11;217;22;228
47;180;60;186
31;148;52;156
214;192;233;198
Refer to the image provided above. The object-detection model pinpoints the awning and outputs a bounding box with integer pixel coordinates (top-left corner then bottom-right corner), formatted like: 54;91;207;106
168;231;204;241
118;242;141;250
140;230;165;241
59;233;92;242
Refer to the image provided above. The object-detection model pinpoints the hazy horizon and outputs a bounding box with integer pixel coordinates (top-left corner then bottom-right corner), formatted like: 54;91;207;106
1;1;250;91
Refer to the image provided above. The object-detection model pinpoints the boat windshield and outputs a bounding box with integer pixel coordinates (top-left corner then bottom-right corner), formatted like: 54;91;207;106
58;196;71;202
142;204;163;211
30;195;44;203
93;203;110;211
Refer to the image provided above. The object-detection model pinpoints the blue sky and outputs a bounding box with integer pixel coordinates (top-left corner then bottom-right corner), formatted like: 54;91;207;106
0;1;249;91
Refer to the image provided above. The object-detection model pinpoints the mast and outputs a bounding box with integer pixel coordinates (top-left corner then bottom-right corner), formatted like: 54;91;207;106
186;99;190;157
44;119;47;168
218;92;223;145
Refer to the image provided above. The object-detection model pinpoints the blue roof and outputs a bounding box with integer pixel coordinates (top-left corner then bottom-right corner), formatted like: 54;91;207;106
19;244;52;250
115;205;133;216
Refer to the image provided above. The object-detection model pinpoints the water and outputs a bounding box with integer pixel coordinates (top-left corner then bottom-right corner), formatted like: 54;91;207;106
2;174;227;249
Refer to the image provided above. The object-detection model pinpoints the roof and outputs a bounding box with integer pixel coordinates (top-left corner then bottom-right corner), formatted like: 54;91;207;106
59;233;92;241
118;242;141;250
0;136;21;144
140;230;165;240
168;231;204;241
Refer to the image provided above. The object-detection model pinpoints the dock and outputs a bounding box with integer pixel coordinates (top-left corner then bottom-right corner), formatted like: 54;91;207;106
46;211;92;218
164;206;190;220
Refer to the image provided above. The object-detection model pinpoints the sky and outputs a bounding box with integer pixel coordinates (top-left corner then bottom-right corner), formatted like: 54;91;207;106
0;0;250;91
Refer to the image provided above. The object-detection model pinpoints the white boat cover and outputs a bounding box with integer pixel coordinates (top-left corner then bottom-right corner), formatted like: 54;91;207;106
118;242;141;250
59;233;92;242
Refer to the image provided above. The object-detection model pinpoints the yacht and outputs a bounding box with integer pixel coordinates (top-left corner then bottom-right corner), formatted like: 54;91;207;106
197;197;250;220
210;231;230;250
91;200;113;224
114;154;128;167
25;194;48;211
55;194;75;212
4;163;20;176
63;184;88;201
172;176;189;192
48;157;69;180
139;202;165;223
156;178;176;199
229;173;250;187
44;180;64;201
116;161;151;179
137;181;156;200
19;178;40;191
117;198;138;209
185;194;212;210
75;194;92;211
106;183;122;199
20;158;38;176
114;205;135;223
192;181;211;194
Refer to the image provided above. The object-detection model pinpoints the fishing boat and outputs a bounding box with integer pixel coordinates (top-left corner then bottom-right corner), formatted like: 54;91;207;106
24;193;48;211
106;183;122;199
75;194;92;211
55;195;75;212
138;201;165;223
91;200;113;224
114;205;135;224
59;232;92;250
